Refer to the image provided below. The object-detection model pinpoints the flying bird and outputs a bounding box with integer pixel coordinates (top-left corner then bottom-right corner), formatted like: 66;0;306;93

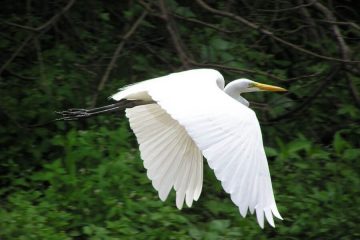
59;69;286;228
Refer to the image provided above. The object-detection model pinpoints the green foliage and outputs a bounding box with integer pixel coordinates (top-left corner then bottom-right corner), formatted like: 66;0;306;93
1;124;359;239
1;0;359;239
269;133;360;239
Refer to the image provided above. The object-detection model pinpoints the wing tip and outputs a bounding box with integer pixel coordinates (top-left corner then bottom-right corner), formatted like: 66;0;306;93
239;205;248;218
254;204;282;228
271;204;283;220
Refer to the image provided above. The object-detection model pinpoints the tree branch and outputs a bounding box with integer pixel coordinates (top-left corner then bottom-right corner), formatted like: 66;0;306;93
5;0;76;33
172;13;241;34
158;0;192;68
297;0;321;41
0;35;33;76
195;0;360;63
257;0;316;13
347;76;360;108
310;0;351;60
316;20;360;32
3;69;36;80
266;65;342;123
91;10;148;107
0;0;77;77
189;61;285;81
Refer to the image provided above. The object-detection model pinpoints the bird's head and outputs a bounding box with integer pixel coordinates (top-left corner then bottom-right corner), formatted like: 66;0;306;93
232;79;287;93
224;79;287;106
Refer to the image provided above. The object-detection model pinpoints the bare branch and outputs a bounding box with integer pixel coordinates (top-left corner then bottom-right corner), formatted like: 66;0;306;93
266;65;342;123
316;20;360;32
142;43;177;71
0;35;33;76
195;0;360;63
286;72;322;82
297;0;321;41
5;0;76;33
137;0;155;13
158;0;192;68
257;0;316;13
2;69;36;80
91;10;148;107
189;61;285;81
4;22;37;32
34;37;46;85
172;13;241;34
0;0;77;76
310;0;351;60
347;76;360;108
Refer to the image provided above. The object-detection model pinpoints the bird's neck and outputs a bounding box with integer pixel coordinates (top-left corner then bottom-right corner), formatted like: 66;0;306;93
224;84;249;107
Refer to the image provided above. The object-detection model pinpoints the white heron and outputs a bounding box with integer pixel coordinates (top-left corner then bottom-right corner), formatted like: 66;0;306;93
59;69;286;228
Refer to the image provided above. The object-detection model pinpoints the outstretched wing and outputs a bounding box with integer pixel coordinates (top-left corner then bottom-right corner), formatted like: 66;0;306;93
144;69;282;228
113;69;282;228
125;103;203;209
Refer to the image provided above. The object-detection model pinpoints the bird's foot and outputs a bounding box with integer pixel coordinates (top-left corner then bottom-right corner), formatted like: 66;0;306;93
55;108;90;121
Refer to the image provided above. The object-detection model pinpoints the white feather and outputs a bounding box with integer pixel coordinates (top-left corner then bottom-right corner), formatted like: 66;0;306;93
117;69;282;228
125;103;203;207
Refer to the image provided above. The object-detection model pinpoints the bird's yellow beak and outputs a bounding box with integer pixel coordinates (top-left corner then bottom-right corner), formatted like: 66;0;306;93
253;82;287;92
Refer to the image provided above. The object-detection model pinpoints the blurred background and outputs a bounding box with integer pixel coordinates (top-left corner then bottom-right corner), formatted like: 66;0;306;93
1;0;359;239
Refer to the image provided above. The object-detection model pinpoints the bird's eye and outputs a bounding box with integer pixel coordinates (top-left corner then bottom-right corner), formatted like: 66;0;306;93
248;83;255;88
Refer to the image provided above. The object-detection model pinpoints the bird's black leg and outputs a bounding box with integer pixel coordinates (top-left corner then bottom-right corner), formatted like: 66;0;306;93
56;102;125;121
56;100;154;121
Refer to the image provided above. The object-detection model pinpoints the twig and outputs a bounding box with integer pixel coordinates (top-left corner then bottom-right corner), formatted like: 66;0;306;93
4;0;76;33
315;20;360;32
310;0;351;60
0;35;33;76
91;11;147;107
266;65;342;123
137;0;155;13
34;37;46;86
0;0;77;77
142;43;176;71
158;0;192;68
286;72;322;82
4;22;37;32
257;0;316;12
274;25;311;35
195;0;360;63
189;61;285;81
2;69;36;80
297;0;321;41
172;13;240;34
347;76;360;108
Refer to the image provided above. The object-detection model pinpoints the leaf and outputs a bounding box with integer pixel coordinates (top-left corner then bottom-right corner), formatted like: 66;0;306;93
337;104;360;119
287;138;311;154
99;12;110;21
209;219;231;232
343;148;360;160
265;146;278;157
333;132;351;154
188;227;202;239
83;226;93;235
210;37;231;50
174;6;196;18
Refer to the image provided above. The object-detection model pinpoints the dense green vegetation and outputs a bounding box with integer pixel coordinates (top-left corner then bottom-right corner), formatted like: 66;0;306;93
1;0;359;239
